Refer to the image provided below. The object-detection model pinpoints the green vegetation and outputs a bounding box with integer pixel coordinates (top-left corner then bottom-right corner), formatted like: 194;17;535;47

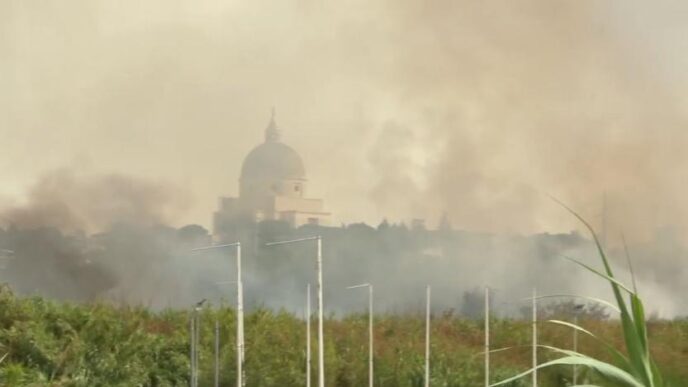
493;205;685;387
1;285;686;386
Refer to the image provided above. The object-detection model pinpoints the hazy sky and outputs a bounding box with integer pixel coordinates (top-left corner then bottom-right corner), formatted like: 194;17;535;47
3;1;688;242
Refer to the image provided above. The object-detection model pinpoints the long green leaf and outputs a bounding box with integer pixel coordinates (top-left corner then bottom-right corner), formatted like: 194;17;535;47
533;344;648;387
561;255;635;295
547;319;596;338
553;199;656;386
550;198;630;317
477;345;527;356
546;319;631;370
489;354;645;387
621;233;639;294
631;294;649;356
631;294;654;385
530;294;620;313
650;359;665;387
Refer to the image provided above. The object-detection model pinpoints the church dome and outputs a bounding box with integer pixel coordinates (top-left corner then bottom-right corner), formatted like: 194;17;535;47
240;113;306;182
240;142;306;181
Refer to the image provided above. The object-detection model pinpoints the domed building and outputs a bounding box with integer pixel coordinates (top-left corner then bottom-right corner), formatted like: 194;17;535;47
213;112;330;238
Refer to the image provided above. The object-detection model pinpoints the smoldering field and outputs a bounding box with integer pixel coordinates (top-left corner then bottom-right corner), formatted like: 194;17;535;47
0;169;686;318
2;1;688;316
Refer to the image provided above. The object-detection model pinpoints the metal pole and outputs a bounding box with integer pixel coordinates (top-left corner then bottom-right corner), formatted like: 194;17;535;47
236;243;245;387
573;313;578;385
316;236;325;387
191;309;200;387
264;236;323;386
193;311;196;387
190;316;195;387
197;310;201;387
485;286;490;387
532;288;537;387
215;319;220;387
194;313;197;387
190;242;243;387
425;285;431;387
307;283;312;387
369;284;374;387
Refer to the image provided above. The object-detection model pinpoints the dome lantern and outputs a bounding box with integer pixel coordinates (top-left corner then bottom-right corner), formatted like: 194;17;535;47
265;107;280;143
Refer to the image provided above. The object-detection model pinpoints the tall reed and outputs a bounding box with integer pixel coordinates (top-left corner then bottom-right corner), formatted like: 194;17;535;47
492;203;666;387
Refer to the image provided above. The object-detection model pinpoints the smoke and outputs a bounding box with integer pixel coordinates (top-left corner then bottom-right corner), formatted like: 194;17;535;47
2;0;688;240
1;169;190;233
352;0;688;243
0;172;685;316
0;168;195;303
2;2;688;314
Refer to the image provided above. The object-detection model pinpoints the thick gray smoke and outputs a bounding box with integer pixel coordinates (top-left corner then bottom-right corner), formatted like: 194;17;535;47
2;2;688;316
0;169;194;303
0;170;685;318
1;169;189;233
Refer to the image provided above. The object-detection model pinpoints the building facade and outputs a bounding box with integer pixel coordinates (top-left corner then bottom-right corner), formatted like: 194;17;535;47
213;112;330;239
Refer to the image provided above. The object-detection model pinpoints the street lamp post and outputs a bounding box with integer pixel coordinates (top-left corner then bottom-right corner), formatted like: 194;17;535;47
192;242;244;387
190;299;206;387
532;288;538;387
266;236;325;387
346;283;374;387
190;312;195;387
425;285;431;387
306;283;312;387
484;286;490;387
194;307;199;387
215;319;220;387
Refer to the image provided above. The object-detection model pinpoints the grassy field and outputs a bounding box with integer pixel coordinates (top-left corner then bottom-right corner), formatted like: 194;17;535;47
1;285;687;386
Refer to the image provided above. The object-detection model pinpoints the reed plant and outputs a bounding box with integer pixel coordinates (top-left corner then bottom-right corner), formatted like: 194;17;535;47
492;203;667;387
